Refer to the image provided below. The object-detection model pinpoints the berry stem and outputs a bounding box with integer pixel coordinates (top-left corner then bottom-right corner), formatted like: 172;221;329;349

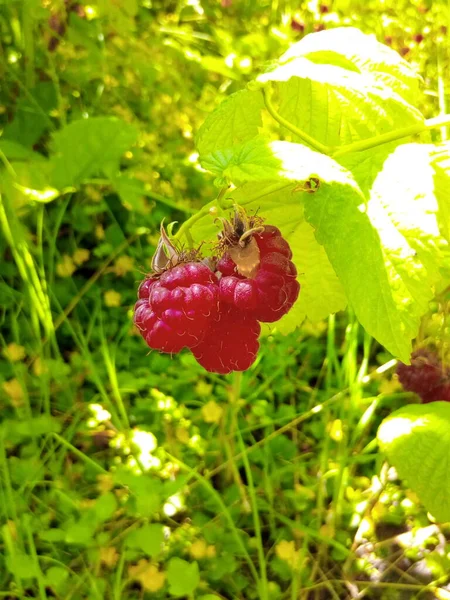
174;187;233;243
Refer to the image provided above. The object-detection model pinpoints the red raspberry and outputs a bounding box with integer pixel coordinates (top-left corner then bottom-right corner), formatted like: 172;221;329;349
396;348;450;403
192;306;261;374
134;262;219;353
217;226;300;323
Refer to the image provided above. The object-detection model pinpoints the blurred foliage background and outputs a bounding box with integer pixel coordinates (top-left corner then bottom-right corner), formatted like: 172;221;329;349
1;0;450;599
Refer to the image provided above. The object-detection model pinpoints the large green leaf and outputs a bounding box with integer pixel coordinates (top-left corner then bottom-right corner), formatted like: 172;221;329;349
280;27;421;105
255;27;423;148
369;143;450;285
200;136;358;186
167;558;199;597
196;89;264;157
378;402;450;522
430;142;450;243
50;117;138;189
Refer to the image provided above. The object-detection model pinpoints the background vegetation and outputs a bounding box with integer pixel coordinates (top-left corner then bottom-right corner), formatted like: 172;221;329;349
1;0;450;599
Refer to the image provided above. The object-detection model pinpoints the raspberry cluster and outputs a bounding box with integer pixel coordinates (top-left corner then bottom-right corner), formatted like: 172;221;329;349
133;214;300;374
396;348;450;403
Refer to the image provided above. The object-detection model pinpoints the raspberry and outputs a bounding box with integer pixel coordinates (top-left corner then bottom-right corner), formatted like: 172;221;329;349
134;262;219;354
396;348;450;403
217;225;300;323
192;305;261;374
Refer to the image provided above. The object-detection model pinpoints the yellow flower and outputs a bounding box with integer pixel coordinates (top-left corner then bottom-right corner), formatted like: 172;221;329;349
113;255;134;277
275;540;298;567
3;343;26;362
85;185;102;202
104;290;121;307
206;545;216;558
56;255;76;278
189;539;207;559
97;474;114;494
379;377;402;395
100;546;118;567
95;224;105;240
175;427;190;444
201;400;223;424
32;357;47;377
128;560;166;592
2;378;24;405
73;248;90;265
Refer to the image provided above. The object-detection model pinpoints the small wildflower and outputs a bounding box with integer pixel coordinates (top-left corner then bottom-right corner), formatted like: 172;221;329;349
3;343;26;362
113;255;134;277
128;560;166;592
56;255;76;277
97;474;114;494
73;248;90;265
201;400;223;424
104;290;122;307
189;539;207;559
95;224;105;240
275;540;299;567
100;546;119;567
3;378;24;405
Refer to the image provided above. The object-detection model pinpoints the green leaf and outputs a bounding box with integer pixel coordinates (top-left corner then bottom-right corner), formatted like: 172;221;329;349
45;567;69;592
378;402;450;522
201;136;357;186
430;142;450;243
256;28;423;148
196;89;264;157
167;558;200;597
39;528;66;543
280;27;421;104
50;117;138;189
5;553;37;579
126;523;165;557
1;160;60;206
3;82;57;147
92;492;117;523
303;180;429;362
369;143;450;285
0;416;61;444
64;522;94;546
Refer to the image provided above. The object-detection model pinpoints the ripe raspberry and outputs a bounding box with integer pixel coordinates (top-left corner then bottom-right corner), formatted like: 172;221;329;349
217;225;300;323
134;262;219;353
192;305;261;374
396;348;450;403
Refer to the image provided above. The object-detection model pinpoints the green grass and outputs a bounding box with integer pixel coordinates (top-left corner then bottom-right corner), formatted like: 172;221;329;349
1;0;450;598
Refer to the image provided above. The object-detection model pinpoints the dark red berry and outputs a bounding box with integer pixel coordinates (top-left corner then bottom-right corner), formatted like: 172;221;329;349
291;19;305;33
192;306;260;374
217;226;300;323
134;262;219;354
397;348;450;403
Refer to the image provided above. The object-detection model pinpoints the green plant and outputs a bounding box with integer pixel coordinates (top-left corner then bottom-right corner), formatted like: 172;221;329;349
175;26;450;520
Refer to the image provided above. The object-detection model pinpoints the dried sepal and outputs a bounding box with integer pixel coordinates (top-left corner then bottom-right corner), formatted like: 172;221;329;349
151;222;201;275
216;208;264;279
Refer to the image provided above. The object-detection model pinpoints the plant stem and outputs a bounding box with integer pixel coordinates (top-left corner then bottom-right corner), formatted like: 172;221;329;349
174;186;233;243
332;113;450;157
262;83;450;158
236;399;269;600
262;87;329;154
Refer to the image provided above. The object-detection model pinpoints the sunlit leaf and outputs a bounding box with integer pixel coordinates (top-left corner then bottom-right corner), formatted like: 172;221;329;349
378;402;450;522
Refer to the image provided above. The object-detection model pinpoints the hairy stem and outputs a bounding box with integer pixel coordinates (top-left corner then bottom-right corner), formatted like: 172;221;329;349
262;83;450;158
174;186;233;243
262;87;329;154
